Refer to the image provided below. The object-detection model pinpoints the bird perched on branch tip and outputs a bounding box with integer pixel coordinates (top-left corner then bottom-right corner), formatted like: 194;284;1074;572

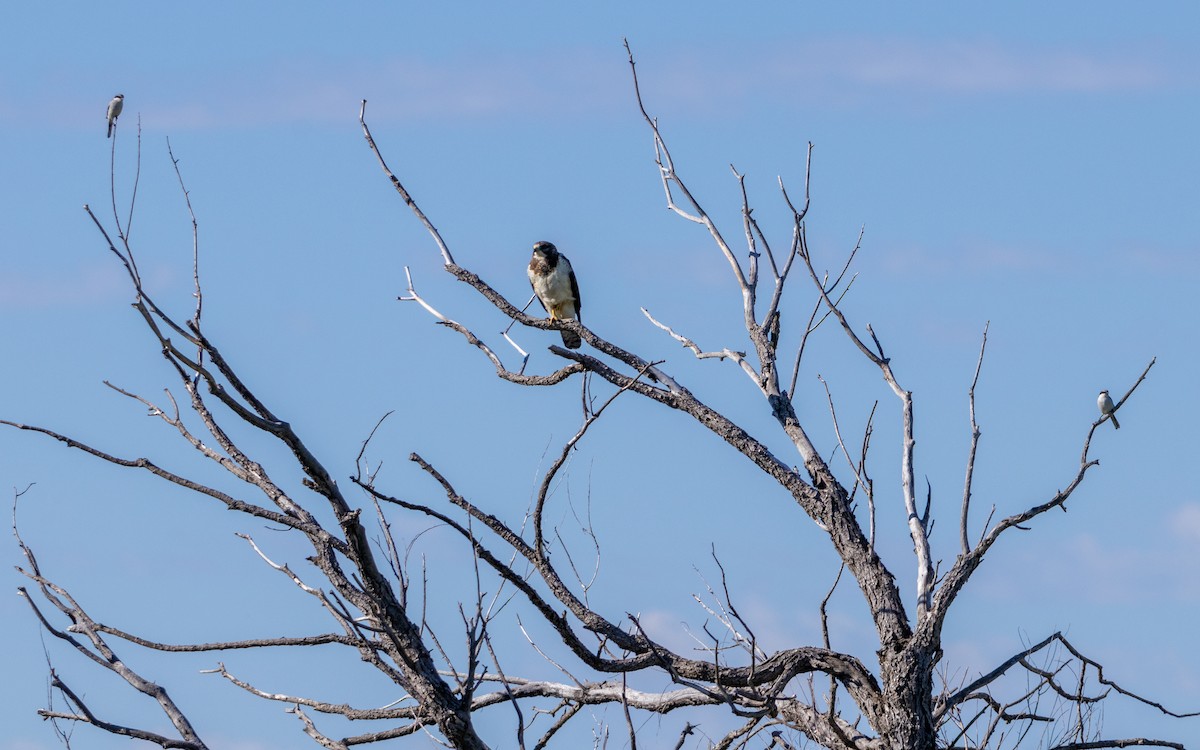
528;241;582;349
106;94;124;138
1098;389;1120;429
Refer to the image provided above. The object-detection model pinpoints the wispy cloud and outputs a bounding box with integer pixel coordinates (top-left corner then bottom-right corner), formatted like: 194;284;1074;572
781;38;1168;95
880;238;1059;277
0;264;125;309
1169;502;1200;543
981;527;1200;605
879;236;1200;280
13;37;1191;132
636;37;1184;118
119;52;628;130
0;263;172;310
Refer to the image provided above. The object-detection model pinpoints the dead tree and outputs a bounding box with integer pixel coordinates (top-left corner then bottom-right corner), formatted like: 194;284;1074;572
6;46;1193;750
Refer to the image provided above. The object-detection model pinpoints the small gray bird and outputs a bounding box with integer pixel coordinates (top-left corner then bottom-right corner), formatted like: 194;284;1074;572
527;241;582;349
106;94;124;138
1097;389;1120;430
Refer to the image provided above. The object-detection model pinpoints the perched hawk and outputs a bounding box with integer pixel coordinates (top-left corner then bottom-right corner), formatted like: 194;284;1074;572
106;94;124;138
1097;389;1120;430
527;241;582;349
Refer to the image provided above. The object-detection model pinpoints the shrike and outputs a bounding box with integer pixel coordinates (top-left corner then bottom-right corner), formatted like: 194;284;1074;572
1097;389;1120;430
106;94;124;138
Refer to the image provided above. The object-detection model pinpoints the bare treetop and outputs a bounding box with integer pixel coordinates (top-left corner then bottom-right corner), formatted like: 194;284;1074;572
3;44;1189;750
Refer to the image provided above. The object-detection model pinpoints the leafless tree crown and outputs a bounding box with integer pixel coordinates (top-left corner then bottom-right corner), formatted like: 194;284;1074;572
5;44;1190;750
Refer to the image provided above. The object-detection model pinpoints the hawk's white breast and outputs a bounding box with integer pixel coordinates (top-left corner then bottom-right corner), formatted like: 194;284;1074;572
529;257;577;319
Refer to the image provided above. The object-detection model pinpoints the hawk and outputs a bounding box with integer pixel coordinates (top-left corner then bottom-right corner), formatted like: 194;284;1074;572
527;241;582;349
1097;389;1120;430
106;94;124;138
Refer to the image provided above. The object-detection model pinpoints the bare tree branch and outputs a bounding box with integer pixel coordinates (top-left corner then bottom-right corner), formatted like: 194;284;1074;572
930;358;1158;632
15;534;208;748
960;322;989;555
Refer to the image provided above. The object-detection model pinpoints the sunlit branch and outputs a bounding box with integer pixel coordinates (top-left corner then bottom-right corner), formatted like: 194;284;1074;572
641;307;761;389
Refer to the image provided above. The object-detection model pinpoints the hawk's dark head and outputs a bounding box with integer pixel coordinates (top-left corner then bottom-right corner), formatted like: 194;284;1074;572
531;241;559;266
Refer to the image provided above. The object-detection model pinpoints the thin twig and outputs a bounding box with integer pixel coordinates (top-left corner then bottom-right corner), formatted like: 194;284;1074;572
960;321;988;555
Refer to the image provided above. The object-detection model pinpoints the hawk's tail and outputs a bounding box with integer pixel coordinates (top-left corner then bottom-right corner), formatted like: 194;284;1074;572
560;329;582;350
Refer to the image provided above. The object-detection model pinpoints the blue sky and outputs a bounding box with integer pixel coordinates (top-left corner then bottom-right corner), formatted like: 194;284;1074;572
2;3;1199;749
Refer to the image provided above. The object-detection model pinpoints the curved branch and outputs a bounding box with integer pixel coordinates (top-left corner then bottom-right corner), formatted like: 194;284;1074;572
15;538;207;749
357;466;885;721
624;40;746;300
214;663;418;721
359;100;453;266
400;266;583;386
642;307;761;389
40;672;206;750
930;358;1158;633
1048;740;1183;750
532;366;650;556
0;419;331;543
